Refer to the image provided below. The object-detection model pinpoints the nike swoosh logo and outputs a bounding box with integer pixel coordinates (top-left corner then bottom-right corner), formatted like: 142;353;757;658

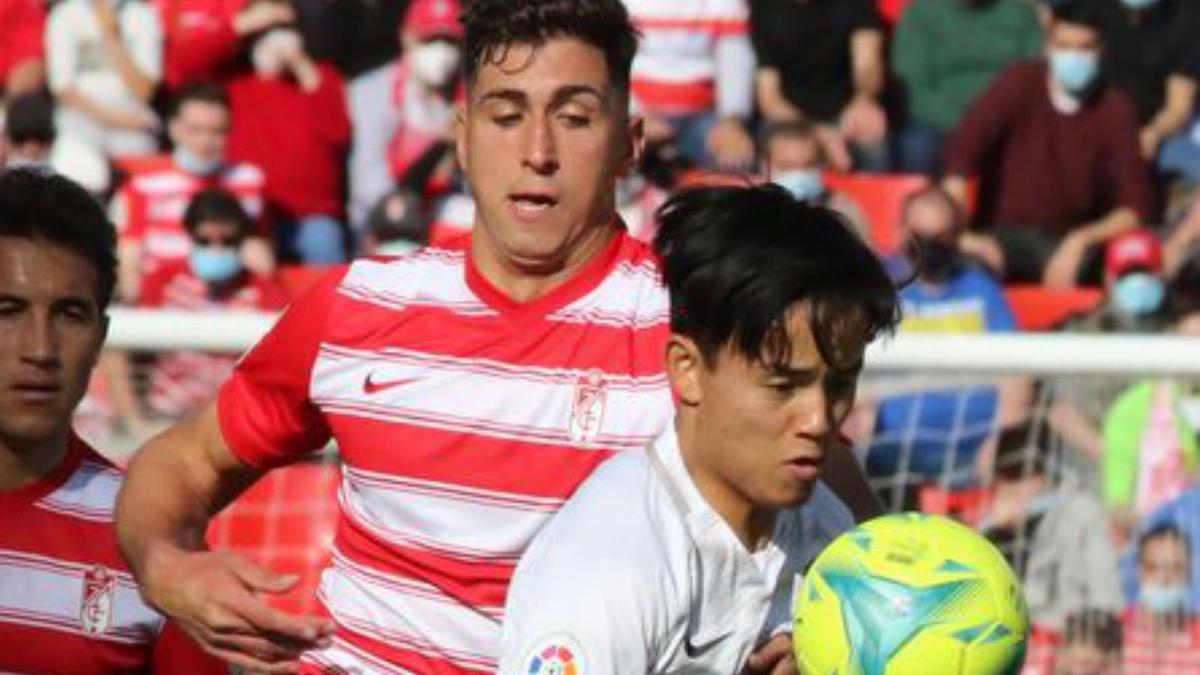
683;632;732;660
363;373;420;395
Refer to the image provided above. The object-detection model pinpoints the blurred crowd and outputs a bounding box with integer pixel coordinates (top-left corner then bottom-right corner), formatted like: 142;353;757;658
4;0;1200;672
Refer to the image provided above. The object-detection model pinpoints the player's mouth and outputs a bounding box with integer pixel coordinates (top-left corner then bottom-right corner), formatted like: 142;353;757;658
508;191;559;222
10;381;61;403
784;455;824;481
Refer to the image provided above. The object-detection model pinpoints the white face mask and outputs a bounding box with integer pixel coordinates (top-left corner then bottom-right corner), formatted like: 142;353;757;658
410;41;461;87
252;28;302;77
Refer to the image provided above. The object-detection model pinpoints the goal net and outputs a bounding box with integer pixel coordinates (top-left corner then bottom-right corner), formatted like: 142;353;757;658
87;311;1200;670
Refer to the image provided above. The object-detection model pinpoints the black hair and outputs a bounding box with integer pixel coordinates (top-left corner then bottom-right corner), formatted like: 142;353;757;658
0;169;117;310
170;82;229;120
1062;609;1122;653
993;417;1054;480
461;0;638;98
4;92;55;145
182;188;253;241
1139;522;1191;563
1047;0;1107;34
654;184;901;368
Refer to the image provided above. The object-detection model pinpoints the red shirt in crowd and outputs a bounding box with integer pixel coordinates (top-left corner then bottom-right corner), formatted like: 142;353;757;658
1122;608;1200;675
227;63;352;222
0;434;224;674
946;60;1153;236
0;0;45;85
152;0;246;91
140;259;287;417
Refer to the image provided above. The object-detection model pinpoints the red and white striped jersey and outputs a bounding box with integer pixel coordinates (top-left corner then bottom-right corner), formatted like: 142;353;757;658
110;157;266;288
1122;609;1200;675
140;259;287;418
217;231;674;673
624;0;751;116
0;434;223;674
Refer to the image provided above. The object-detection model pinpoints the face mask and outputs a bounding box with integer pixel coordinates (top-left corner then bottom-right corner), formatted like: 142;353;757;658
1120;0;1160;9
1049;49;1101;95
189;247;243;283
1140;583;1190;615
774;169;825;202
173;147;223;177
252;28;301;78
410;41;461;87
909;236;962;284
1112;272;1165;316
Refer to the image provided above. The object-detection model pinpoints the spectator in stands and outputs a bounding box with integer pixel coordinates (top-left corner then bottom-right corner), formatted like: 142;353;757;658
140;188;286;418
944;0;1153;288
226;1;351;265
864;186;1026;501
1054;610;1123;675
891;0;1042;175
625;0;756;171
1122;524;1200;673
364;188;430;257
156;0;296;92
761;120;868;238
45;0;163;163
347;0;462;237
111;83;271;304
0;0;46;95
980;420;1124;632
750;0;890;172
1094;0;1200;172
2;92;54;169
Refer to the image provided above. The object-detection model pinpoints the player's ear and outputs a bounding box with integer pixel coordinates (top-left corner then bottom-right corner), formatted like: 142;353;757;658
616;112;645;179
453;103;469;173
666;334;703;407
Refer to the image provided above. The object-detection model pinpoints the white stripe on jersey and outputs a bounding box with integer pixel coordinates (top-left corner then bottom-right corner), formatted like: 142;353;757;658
341;468;561;561
34;461;123;523
339;251;497;316
0;550;163;644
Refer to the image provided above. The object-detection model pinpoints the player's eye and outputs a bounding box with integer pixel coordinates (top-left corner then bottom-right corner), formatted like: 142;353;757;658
559;113;591;128
493;113;522;127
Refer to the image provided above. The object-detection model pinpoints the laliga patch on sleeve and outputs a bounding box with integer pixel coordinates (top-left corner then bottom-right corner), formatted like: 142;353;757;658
524;634;587;675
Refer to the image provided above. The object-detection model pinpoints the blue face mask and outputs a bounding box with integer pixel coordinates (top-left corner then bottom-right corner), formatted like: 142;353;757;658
1112;272;1165;316
189;247;243;283
1120;0;1160;9
173;147;223;177
774;170;826;202
1049;49;1101;94
1141;583;1191;615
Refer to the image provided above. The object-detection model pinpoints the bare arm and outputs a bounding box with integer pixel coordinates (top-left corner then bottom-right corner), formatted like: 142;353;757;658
849;29;886;102
1142;75;1197;157
94;2;155;102
116;404;335;673
755;67;805;122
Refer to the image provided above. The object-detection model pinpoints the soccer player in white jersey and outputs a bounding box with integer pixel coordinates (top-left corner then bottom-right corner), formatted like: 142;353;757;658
500;185;902;675
114;1;884;673
0;169;223;673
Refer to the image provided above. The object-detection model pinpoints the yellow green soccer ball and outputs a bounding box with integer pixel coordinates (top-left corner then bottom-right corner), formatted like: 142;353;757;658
793;512;1028;675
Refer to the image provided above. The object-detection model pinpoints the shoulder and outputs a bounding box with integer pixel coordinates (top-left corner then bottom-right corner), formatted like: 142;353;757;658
37;439;125;520
783;483;855;560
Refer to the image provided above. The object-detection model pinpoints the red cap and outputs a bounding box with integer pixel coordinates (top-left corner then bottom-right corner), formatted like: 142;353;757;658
403;0;463;41
1105;229;1162;281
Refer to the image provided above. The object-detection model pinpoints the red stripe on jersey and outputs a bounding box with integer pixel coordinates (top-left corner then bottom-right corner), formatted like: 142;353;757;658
634;17;749;34
632;79;717;116
328;413;616;498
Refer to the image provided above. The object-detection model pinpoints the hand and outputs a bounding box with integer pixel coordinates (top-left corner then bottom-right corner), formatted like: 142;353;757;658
814;125;853;173
104;106;158;132
234;1;296;36
141;546;336;673
705;117;755;172
240;237;277;277
959;232;1006;276
839;98;887;145
743;634;796;675
1042;233;1089;289
1139;127;1163;161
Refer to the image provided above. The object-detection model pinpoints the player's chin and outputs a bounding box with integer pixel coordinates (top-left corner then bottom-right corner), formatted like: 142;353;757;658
760;479;816;510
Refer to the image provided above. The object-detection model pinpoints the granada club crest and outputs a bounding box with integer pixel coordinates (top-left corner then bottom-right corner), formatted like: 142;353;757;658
568;371;607;447
81;565;115;635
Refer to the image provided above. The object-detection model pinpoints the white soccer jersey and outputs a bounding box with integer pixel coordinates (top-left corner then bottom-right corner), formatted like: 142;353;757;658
498;424;854;675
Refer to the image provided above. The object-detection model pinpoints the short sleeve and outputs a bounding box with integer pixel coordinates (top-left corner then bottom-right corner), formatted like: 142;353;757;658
216;266;347;469
498;480;666;675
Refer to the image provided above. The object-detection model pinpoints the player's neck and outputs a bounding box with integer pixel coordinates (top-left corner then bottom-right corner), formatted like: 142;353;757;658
0;430;69;492
676;416;777;551
470;218;620;304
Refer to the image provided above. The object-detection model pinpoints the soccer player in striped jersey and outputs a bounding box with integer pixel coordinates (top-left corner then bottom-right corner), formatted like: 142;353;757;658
115;1;884;673
0;168;222;674
499;185;900;675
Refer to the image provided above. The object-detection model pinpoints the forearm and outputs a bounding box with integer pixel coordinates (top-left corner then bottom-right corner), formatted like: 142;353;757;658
1076;207;1138;247
755;68;804;122
1146;75;1196;140
101;35;155;101
116;406;260;583
850;31;885;101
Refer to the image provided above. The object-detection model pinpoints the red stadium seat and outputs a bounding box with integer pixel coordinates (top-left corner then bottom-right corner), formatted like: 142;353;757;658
823;173;929;253
206;459;341;614
1003;285;1104;332
918;484;991;527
